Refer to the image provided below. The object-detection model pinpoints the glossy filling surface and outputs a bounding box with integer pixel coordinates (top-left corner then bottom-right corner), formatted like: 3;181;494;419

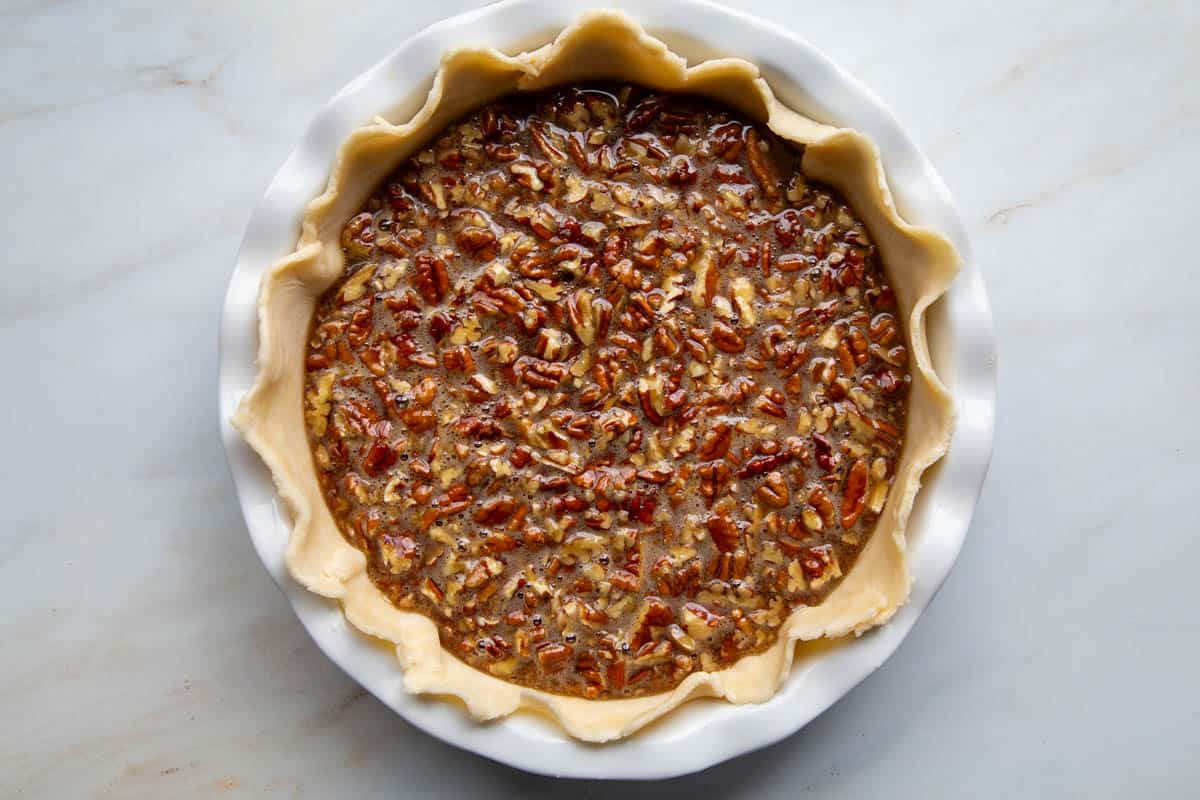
302;85;910;698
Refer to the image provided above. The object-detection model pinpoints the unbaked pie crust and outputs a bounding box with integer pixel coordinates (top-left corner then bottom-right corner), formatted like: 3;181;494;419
234;9;958;741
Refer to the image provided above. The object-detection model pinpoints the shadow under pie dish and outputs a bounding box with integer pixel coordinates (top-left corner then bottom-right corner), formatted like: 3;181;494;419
233;9;958;742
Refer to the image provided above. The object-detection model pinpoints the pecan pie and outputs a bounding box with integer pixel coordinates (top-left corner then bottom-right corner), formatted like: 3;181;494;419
303;85;909;698
235;10;957;740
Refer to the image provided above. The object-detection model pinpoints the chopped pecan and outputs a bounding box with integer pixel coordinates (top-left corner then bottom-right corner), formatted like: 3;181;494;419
735;452;791;479
755;471;790;508
711;321;745;353
697;423;733;460
808;485;836;529
536;642;574;671
706;512;741;553
840;459;869;528
455;227;498;260
412;253;450;305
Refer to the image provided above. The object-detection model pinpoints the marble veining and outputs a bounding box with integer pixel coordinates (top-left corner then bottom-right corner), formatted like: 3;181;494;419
1;0;1197;796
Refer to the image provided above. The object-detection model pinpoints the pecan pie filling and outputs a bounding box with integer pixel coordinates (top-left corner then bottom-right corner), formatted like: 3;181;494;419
302;85;910;698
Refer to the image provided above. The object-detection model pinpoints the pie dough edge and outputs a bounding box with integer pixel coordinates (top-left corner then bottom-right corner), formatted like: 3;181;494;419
232;9;959;743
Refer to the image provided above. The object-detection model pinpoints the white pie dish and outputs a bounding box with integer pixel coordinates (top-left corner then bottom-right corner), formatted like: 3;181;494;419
217;0;997;780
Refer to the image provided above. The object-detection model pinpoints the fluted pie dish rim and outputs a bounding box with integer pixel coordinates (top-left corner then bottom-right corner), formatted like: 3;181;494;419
218;0;996;779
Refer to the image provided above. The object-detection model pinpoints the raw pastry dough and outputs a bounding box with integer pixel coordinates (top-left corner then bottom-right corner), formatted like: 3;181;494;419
234;9;958;742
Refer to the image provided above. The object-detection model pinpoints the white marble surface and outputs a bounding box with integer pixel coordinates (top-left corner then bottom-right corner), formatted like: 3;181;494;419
2;0;1197;795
